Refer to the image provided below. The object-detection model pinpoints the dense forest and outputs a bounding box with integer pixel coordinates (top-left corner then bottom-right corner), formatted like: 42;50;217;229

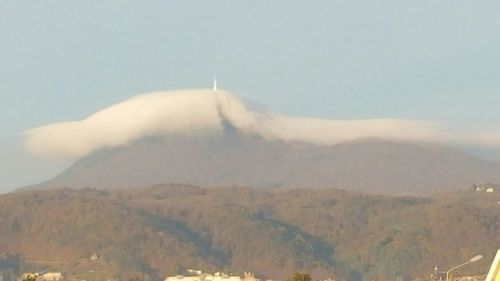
0;185;498;281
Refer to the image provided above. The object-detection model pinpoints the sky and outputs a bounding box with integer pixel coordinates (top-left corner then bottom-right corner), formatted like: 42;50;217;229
1;1;500;192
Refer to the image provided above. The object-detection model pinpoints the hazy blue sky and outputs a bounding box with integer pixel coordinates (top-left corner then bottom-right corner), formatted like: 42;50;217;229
2;1;500;191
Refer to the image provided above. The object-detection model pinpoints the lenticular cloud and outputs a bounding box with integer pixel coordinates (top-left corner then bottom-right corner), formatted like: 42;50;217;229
24;89;500;159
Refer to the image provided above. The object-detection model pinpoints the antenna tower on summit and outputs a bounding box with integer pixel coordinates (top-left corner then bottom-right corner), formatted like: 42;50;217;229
213;77;217;92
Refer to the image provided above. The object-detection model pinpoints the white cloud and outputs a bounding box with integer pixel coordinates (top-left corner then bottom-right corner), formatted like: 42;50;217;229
24;89;500;159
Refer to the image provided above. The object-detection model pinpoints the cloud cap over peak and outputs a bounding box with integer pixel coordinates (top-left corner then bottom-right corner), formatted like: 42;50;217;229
24;89;500;159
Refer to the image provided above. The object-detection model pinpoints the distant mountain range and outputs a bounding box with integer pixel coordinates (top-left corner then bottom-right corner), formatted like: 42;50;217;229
28;125;500;194
1;186;498;281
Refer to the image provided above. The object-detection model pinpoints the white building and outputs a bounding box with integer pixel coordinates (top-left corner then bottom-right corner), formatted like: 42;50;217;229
20;272;63;281
205;272;241;281
38;272;63;281
165;271;258;281
165;275;202;281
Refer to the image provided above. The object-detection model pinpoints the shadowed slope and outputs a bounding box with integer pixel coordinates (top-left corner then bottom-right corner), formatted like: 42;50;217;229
33;130;500;193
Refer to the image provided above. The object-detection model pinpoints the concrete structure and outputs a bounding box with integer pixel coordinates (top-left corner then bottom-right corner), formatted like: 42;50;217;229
164;271;257;281
165;275;202;281
206;272;241;281
38;272;63;281
471;184;497;193
19;272;63;281
89;253;99;261
485;249;500;281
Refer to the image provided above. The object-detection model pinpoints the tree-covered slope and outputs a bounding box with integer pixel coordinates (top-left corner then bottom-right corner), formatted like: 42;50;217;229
0;186;498;281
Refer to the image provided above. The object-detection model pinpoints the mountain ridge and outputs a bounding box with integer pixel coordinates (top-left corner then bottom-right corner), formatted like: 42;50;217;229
26;128;500;193
1;185;499;281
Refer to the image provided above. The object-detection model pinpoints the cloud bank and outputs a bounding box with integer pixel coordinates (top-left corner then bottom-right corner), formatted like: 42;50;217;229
24;89;500;159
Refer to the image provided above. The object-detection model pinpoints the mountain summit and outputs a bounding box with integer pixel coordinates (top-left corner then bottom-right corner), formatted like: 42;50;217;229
25;89;500;160
24;89;500;193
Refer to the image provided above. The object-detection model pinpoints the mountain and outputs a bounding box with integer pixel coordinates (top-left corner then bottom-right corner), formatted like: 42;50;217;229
31;126;500;193
23;89;500;194
1;186;498;281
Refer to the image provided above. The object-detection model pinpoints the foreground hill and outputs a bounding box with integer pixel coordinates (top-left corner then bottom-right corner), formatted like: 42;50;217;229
30;130;500;194
1;186;498;281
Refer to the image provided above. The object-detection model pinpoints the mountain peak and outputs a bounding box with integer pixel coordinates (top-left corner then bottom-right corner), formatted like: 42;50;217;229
24;89;500;161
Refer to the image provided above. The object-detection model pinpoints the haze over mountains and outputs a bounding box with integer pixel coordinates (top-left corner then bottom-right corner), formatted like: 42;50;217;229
24;89;500;193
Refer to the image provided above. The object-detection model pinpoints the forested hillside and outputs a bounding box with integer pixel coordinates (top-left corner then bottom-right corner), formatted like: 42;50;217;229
0;186;498;281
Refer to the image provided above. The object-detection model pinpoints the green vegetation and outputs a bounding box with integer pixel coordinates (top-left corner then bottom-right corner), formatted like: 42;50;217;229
287;272;312;281
22;274;37;281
